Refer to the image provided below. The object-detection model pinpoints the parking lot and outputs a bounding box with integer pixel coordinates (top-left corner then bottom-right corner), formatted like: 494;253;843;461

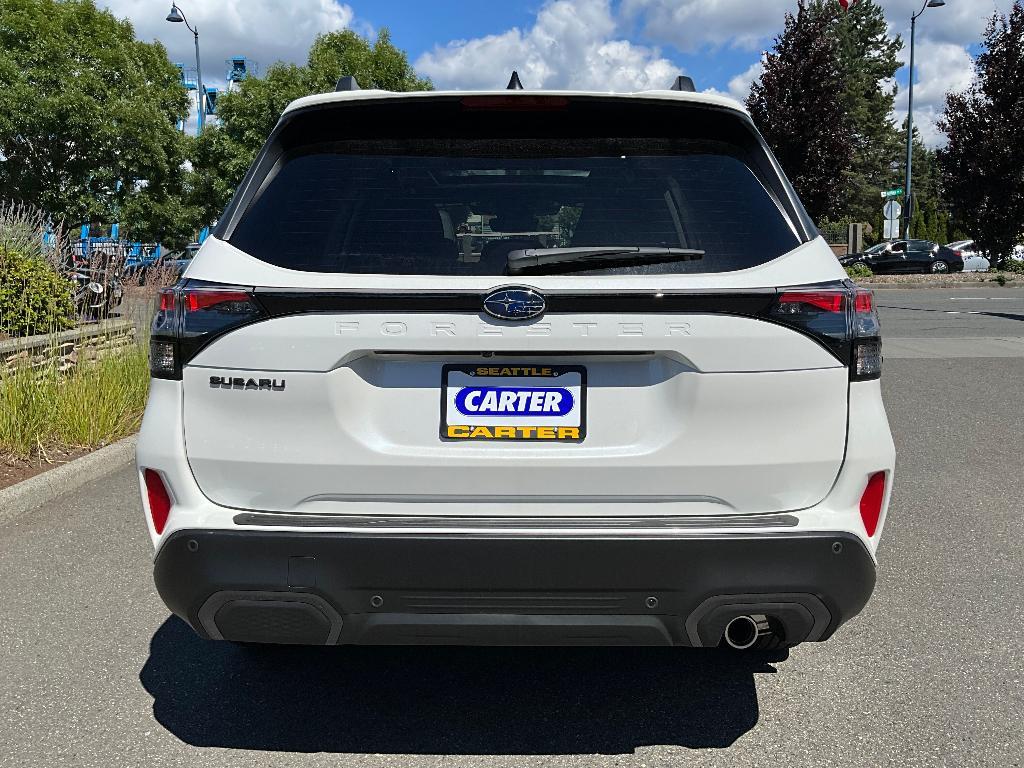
1;288;1022;768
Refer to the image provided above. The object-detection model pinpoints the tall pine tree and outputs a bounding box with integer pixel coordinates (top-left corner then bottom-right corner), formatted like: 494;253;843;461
747;2;851;223
824;0;904;222
748;0;902;225
939;3;1024;262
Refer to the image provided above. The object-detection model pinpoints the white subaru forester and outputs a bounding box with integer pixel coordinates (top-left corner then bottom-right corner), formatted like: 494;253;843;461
137;78;894;650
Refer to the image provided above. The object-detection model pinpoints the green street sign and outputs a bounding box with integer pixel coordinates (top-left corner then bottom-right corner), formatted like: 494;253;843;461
881;188;904;199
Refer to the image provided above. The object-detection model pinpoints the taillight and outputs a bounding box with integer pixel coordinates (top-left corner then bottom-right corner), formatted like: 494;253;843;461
149;281;263;379
859;471;886;537
186;290;252;312
777;291;845;313
764;284;882;381
144;469;172;534
851;288;882;380
768;288;849;361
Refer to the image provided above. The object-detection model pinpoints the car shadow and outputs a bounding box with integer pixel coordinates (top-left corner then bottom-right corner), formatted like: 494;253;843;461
140;616;786;755
877;303;1024;323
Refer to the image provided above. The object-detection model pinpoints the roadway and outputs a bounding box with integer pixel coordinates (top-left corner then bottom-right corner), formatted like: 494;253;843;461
1;288;1022;767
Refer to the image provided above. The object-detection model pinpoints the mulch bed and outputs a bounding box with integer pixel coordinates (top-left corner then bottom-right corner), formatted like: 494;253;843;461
857;272;1019;287
0;446;93;493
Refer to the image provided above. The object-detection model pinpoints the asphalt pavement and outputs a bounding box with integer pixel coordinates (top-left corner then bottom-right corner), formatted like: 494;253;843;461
1;288;1022;767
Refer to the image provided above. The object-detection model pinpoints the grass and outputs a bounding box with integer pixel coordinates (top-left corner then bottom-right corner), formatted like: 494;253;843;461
0;338;150;458
0;199;177;463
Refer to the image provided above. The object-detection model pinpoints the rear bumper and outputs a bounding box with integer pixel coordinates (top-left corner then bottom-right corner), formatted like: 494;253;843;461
154;529;875;647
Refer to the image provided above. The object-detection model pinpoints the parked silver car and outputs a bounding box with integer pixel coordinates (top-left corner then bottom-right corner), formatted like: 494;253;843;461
946;240;990;272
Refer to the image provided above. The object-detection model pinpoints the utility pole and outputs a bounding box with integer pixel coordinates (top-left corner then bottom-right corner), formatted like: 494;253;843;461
903;0;946;238
165;3;205;136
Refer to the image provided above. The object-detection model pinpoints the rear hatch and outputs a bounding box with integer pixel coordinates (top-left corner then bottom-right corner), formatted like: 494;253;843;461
159;93;861;517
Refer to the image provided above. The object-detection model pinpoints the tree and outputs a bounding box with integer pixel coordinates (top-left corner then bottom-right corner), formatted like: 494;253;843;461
824;0;904;222
892;122;961;244
189;29;432;225
748;3;852;222
0;0;192;238
747;0;903;224
939;3;1024;263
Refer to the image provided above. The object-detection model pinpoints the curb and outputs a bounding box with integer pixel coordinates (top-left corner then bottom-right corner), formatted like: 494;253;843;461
0;435;137;526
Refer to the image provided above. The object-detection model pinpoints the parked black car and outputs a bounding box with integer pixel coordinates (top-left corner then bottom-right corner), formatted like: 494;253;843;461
840;239;964;274
157;242;200;277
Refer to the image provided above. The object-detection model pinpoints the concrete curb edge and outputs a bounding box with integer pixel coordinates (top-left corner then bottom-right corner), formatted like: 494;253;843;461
0;435;137;526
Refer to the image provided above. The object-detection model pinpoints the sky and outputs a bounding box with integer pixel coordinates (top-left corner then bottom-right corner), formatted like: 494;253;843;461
103;0;1016;147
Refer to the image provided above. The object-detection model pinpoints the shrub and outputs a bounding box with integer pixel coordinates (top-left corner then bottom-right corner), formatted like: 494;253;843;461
1002;258;1024;274
845;262;873;279
0;249;75;337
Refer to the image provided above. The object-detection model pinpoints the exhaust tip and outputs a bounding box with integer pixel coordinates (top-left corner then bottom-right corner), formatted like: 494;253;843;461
723;614;772;650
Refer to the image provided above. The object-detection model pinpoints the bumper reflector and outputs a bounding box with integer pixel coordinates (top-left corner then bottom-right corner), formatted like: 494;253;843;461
144;469;172;535
859;472;886;537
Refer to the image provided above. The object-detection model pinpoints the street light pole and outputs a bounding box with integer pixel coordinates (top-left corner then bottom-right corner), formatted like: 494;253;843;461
166;3;204;136
903;0;945;239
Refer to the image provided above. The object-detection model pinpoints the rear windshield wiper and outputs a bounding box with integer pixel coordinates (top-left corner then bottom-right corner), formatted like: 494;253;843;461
507;246;705;275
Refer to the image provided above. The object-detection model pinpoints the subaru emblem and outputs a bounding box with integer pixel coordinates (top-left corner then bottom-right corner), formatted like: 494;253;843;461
483;287;546;321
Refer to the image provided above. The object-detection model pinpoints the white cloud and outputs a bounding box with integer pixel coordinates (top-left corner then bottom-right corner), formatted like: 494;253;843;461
882;0;1012;48
625;0;1014;54
415;0;681;92
623;0;1014;147
100;0;1010;147
883;0;1010;145
622;0;794;52
101;0;353;88
701;60;762;106
893;40;976;146
726;60;764;102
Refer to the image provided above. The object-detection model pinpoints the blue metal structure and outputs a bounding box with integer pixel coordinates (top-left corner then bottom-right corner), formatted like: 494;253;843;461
226;56;257;92
204;87;219;115
173;62;197;132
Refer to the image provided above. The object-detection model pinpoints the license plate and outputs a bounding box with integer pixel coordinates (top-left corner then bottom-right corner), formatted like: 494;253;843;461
441;364;586;442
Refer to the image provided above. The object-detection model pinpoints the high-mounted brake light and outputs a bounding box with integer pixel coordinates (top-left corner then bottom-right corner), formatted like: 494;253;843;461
460;95;570;111
859;471;886;537
144;469;172;535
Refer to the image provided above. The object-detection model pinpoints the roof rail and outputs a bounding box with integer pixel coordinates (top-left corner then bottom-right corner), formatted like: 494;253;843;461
335;75;360;92
506;71;524;90
669;75;696;92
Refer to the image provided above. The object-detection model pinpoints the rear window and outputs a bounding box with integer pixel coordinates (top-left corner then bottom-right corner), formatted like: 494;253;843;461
226;99;807;276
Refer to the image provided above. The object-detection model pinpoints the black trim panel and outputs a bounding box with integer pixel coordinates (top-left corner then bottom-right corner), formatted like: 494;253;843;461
252;289;778;318
154;529;875;646
248;285;852;366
